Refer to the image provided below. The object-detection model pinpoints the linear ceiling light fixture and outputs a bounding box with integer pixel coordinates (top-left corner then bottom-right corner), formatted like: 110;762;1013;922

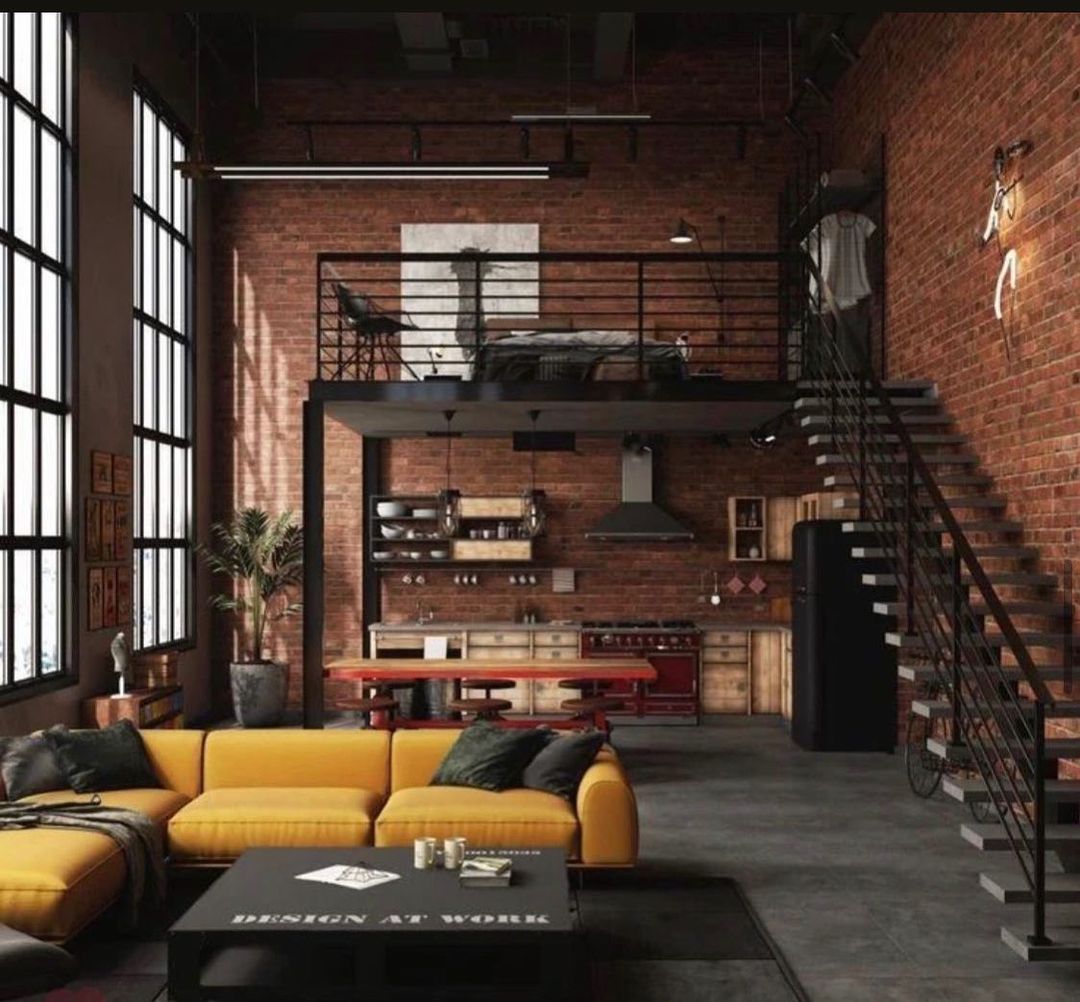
185;162;589;182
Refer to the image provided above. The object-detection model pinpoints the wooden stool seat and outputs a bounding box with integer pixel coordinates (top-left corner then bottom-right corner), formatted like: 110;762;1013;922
449;697;513;720
561;696;625;714
339;695;399;714
557;679;612;692
367;679;417;691
460;678;516;691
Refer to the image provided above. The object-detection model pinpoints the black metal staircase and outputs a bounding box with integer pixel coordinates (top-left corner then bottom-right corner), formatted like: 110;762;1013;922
797;260;1079;960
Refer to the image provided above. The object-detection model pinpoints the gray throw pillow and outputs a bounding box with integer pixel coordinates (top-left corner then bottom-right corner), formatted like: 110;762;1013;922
45;719;159;793
522;730;606;800
0;730;69;801
430;722;552;792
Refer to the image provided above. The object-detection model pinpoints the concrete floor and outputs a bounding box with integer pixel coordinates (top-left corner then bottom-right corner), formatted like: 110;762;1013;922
612;716;1080;1002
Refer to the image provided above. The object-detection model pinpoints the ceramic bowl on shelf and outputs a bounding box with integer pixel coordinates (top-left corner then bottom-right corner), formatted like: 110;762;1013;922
380;524;406;540
408;551;423;560
429;550;449;560
412;508;438;519
376;501;409;518
372;551;393;561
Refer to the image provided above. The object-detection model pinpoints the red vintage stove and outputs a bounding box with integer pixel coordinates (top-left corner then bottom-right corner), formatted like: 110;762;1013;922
580;619;701;723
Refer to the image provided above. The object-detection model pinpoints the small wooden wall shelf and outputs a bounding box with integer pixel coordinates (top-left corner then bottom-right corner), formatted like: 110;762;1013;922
728;496;766;561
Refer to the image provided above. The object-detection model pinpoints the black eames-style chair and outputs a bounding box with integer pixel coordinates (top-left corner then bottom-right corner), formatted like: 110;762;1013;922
333;282;420;380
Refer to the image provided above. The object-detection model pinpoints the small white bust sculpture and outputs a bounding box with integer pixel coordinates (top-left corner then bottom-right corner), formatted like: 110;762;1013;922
110;631;131;698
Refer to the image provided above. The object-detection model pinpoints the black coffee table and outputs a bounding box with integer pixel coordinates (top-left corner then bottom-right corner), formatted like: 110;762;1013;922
168;847;583;1001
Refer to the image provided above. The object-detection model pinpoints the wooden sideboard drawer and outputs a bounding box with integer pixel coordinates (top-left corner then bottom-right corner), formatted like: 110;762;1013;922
373;632;463;651
467;631;529;647
533;630;579;648
703;630;748;648
531;645;579;661
465;645;532;661
701;664;749;714
532;679;564;713
702;646;749;664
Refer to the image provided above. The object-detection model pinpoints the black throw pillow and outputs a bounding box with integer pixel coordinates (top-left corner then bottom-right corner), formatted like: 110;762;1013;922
430;722;552;792
46;719;160;793
0;730;69;801
522;730;606;800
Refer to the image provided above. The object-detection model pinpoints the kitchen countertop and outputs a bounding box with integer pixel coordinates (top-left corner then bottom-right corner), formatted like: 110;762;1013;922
369;620;790;633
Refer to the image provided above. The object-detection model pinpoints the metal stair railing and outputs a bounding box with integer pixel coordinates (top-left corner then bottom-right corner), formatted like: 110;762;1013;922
800;255;1055;946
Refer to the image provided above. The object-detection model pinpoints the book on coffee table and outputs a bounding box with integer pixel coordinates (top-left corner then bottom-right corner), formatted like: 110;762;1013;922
459;856;513;888
295;863;401;892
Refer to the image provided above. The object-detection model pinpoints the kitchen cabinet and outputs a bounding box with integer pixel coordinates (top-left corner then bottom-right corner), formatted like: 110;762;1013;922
781;630;793;722
766;497;798;561
798;491;846;522
700;627;789;716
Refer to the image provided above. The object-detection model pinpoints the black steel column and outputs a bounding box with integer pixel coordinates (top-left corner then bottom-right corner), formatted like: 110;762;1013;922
1029;698;1050;947
302;397;325;728
361;437;383;657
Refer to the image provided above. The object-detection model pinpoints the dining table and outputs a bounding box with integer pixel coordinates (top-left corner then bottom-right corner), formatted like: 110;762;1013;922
324;656;657;730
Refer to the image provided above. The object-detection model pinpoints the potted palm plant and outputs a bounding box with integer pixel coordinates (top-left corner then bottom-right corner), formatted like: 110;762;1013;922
200;509;303;727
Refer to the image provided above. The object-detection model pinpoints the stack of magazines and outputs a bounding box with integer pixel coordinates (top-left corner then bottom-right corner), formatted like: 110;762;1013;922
459;856;512;888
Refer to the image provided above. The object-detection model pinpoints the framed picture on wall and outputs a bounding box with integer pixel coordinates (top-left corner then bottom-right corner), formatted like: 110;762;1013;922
117;567;132;625
88;568;104;631
91;451;113;494
112;455;132;495
85;498;101;561
103;568;117;628
114;501;130;562
101;500;115;561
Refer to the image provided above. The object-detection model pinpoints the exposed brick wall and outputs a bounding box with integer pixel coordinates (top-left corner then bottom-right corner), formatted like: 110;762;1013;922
827;13;1080;769
210;44;820;708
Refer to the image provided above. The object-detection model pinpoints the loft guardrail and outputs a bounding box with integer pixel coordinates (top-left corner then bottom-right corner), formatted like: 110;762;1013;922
802;254;1055;944
315;251;797;383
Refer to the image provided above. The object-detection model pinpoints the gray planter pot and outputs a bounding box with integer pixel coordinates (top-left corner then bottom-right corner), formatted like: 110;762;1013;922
230;661;288;727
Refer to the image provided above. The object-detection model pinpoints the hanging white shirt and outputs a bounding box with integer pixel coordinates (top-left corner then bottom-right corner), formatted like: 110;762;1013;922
802;211;876;310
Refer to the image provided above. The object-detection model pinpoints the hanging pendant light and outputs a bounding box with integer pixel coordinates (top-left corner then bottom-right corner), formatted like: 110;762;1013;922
520;410;546;539
437;410;460;539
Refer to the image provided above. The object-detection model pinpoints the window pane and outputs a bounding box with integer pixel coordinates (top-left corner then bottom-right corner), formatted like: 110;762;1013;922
173;236;186;333
173;338;186;433
159;442;173;536
13;405;35;535
174;446;188;538
13;550;33;681
40;12;60;124
0;96;7;232
40;267;59;399
0;404;7;533
40;130;60;261
141;323;155;429
0;553;6;685
158;120;172;226
172;136;186;234
0;246;7;384
158;225;171;325
141;437;156;538
133;94;141;198
142;103;156;208
40;549;59;673
141;213;156;316
13;107;35;246
141;549;156;646
0;14;8;83
172;547;185;640
157;332;172;434
132;554;141;647
13;13;34;103
40;412;59;535
158;548;172;642
13;253;34;393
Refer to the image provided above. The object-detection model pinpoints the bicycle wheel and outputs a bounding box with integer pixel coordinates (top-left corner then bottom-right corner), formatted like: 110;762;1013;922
905;711;944;798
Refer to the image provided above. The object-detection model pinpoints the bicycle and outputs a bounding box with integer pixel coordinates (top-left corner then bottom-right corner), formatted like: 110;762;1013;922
905;678;994;823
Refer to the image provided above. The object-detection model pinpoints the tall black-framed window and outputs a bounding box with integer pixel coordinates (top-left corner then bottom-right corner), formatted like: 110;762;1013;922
0;13;74;699
132;82;193;651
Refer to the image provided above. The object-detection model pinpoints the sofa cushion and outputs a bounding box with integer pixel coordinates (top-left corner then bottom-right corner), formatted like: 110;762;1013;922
24;787;189;826
168;787;383;861
522;730;605;800
203;730;390;796
430;722;551;792
0;733;67;802
45;720;159;793
390;730;463;792
375;785;579;855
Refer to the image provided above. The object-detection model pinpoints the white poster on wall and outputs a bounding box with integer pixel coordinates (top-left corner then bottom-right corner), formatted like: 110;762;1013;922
400;223;539;380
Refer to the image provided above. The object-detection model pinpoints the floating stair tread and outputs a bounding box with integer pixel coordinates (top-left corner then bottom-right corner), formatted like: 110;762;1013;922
817;452;978;466
961;823;1080;852
807;433;967;446
899;662;1074;683
796;378;935;392
979;871;1080;903
944;776;1080;805
802;413;953;428
887;630;1067;650
842;520;1022;533
823;472;990;488
946;545;1039;560
864;571;1055;588
929;736;1080;761
912;698;1080;720
1001;926;1080;962
795;396;942;410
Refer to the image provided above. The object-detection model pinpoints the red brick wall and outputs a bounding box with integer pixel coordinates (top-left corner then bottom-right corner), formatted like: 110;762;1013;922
827;13;1080;766
211;44;820;707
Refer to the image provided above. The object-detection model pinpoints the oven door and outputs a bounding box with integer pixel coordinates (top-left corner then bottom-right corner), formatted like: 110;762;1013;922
647;652;699;699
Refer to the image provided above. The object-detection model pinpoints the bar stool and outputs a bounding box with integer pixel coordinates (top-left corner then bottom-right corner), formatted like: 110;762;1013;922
338;694;399;728
448;695;513;721
558;678;613;698
460;678;516;700
560;694;625;734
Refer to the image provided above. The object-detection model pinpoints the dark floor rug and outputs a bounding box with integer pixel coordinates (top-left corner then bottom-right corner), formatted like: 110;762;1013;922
16;869;806;1002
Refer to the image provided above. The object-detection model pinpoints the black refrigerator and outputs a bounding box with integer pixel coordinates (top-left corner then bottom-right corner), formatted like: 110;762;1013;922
791;520;896;752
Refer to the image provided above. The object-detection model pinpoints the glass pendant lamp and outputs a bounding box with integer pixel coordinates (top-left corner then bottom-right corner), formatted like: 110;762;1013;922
437;409;460;538
520;410;546;538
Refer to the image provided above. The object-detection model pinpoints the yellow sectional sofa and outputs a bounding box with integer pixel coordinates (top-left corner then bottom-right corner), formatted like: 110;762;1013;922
0;729;204;942
0;726;636;942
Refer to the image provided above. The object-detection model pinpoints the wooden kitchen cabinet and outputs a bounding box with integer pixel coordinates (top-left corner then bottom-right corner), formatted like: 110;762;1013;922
701;627;789;716
781;630;793;722
766;497;798;561
750;630;783;714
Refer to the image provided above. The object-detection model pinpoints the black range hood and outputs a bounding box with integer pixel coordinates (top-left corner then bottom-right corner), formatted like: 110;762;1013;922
585;439;694;542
